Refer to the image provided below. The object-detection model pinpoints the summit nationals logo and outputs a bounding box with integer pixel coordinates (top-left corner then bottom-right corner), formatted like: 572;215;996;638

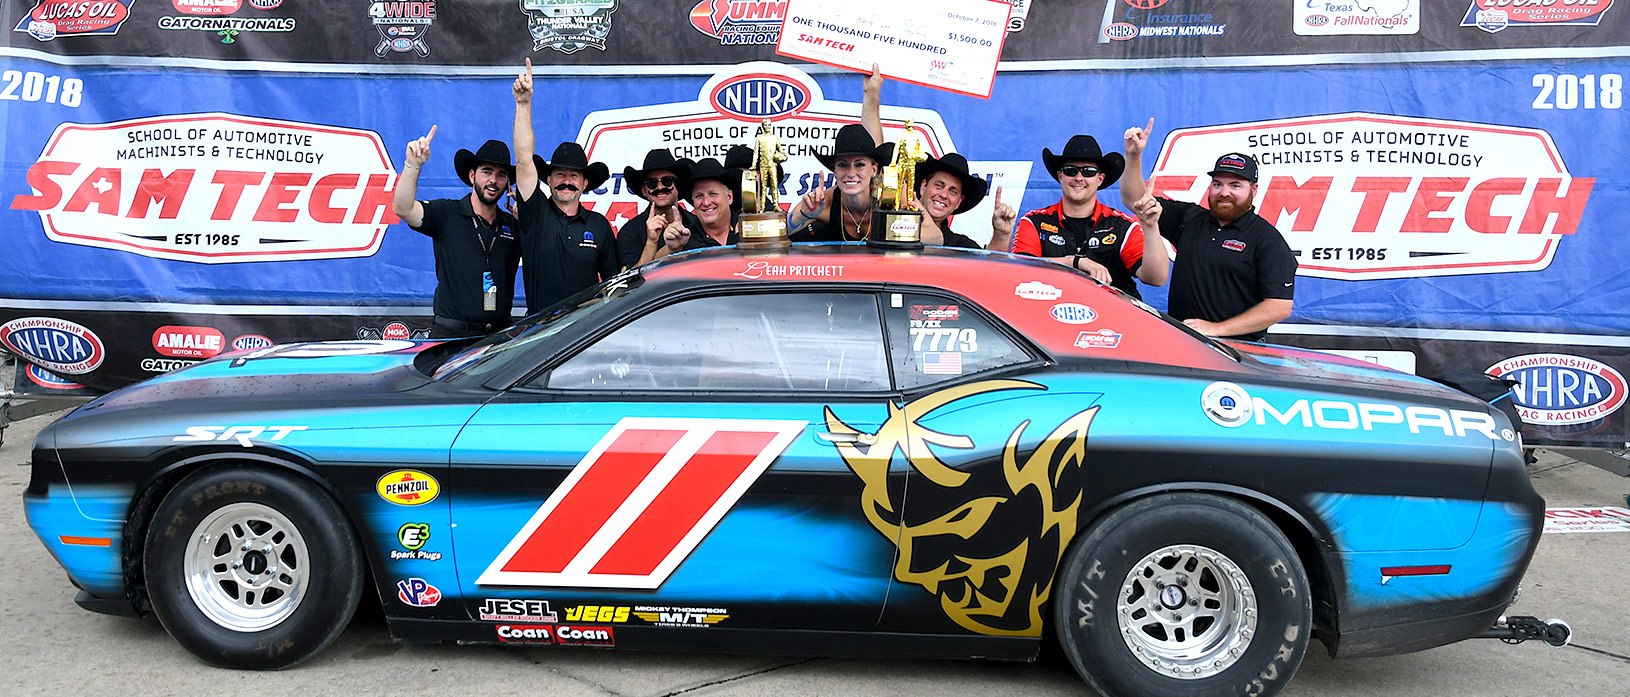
689;0;784;45
478;417;805;589
10;113;397;264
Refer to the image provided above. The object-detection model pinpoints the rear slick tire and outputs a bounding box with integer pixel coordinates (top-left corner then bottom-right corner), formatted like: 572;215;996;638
1054;493;1312;697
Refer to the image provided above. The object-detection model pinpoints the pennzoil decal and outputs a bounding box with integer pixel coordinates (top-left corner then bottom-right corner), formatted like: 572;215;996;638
377;470;440;506
824;379;1098;637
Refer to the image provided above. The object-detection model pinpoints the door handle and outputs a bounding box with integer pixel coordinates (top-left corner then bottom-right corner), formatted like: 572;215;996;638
816;431;876;445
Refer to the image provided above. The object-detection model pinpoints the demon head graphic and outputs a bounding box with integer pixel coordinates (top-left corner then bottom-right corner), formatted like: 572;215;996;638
824;379;1098;636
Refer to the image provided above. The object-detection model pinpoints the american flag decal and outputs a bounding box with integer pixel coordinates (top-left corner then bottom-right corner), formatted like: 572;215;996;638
922;352;963;375
477;417;806;589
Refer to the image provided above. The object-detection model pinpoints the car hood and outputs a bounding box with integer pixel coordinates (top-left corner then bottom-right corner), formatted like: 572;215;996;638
1231;342;1481;404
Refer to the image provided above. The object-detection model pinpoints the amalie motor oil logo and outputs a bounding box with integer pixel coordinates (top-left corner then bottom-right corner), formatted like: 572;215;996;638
377;470;440;506
10;113;397;264
1487;353;1627;426
0;317;105;374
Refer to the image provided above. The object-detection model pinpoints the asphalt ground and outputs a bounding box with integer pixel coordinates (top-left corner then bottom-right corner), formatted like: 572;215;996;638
4;381;1628;696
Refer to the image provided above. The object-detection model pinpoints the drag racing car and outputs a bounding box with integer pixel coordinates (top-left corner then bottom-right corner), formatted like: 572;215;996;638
26;243;1555;697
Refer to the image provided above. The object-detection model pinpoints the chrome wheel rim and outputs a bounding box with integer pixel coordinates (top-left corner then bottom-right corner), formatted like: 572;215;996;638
183;502;309;632
1116;544;1257;679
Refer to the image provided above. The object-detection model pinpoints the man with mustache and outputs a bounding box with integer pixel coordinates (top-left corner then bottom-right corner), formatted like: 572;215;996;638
616;148;699;268
1010;134;1169;299
512;59;619;316
390;125;520;338
1120;119;1296;342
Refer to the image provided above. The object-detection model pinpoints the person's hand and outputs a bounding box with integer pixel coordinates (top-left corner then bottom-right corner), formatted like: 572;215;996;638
662;222;691;250
990;185;1016;233
1124;117;1154;157
1078;256;1112;285
405;124;436;168
798;187;828;219
864;63;883;96
645;213;668;243
513;58;533;103
504;185;517;216
1183;318;1223;337
1131;194;1161;225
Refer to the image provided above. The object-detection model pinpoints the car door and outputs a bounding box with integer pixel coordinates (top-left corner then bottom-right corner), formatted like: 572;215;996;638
446;289;905;643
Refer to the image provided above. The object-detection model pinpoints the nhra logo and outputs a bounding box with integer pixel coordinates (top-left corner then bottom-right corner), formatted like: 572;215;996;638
152;325;226;358
689;0;784;45
14;0;135;41
396;578;441;607
1304;14;1329;26
0;317;104;375
1049;303;1097;325
377;470;440;506
248;0;280;8
1126;0;1168;8
1103;22;1137;40
496;624;554;644
709;73;811;121
1487;353;1627;426
26;363;83;390
171;0;239;15
231;334;273;351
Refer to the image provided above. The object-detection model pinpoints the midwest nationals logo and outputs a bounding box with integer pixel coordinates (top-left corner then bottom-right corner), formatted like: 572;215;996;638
11;113;397;264
478;417;805;589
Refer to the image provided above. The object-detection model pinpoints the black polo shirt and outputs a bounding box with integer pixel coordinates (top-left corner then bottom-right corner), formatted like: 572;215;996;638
1157;198;1296;342
515;189;619;316
790;216;981;248
935;221;982;249
615;206;703;268
407;196;519;326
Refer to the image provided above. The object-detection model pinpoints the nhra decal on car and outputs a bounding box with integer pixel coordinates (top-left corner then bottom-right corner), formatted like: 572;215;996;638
479;598;558;622
0;317;104;374
1200;381;1512;440
1049;303;1097;325
1486;353;1627;426
396;577;441;607
14;0;137;41
377;470;440;506
478;417;806;589
228;339;416;366
174;424;309;447
496;624;555;644
824;379;1099;637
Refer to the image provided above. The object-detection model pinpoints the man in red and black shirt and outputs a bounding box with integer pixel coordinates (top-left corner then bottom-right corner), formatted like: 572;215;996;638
1010;135;1168;298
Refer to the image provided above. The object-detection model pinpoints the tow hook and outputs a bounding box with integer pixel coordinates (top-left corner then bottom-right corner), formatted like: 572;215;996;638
1477;615;1572;646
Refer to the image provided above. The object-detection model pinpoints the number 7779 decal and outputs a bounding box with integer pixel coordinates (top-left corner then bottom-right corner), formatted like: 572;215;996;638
477;417;807;589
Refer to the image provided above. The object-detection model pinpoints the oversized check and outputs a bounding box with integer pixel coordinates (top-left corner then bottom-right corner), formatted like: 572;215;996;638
775;0;1012;99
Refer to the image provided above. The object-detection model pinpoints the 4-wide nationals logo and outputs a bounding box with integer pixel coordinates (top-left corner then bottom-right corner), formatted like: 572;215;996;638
1487;353;1627;426
10;113;397;264
1148;113;1594;280
14;0;136;41
368;0;437;57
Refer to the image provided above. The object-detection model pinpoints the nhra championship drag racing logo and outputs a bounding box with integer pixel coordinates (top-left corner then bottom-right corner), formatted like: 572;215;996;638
368;0;436;57
0;317;105;375
825;379;1099;637
10;113;398;264
14;0;136;41
689;0;785;45
1461;0;1614;33
1148;113;1594;281
520;0;617;54
1487;354;1627;427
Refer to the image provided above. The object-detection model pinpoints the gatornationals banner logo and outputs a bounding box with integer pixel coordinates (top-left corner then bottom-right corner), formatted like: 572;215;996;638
10;113;398;264
1148;113;1595;281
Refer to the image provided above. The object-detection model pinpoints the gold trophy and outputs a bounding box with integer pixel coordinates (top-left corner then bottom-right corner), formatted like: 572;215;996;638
739;118;791;250
871;119;928;249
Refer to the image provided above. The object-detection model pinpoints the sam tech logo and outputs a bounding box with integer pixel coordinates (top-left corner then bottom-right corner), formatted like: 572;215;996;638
14;0;137;41
368;1;437;57
521;0;617;54
689;0;783;45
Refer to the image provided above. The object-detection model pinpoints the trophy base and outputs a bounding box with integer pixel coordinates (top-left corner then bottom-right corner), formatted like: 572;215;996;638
869;210;924;250
738;211;790;250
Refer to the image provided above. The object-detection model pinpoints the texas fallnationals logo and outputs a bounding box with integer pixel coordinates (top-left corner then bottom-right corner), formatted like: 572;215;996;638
478;417;805;589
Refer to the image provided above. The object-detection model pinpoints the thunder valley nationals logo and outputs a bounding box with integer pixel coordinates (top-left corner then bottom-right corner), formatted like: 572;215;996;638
14;0;136;41
689;0;785;45
10;113;397;264
478;417;805;589
1488;354;1627;426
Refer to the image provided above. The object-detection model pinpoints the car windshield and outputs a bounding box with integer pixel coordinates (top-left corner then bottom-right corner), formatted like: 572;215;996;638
431;271;644;383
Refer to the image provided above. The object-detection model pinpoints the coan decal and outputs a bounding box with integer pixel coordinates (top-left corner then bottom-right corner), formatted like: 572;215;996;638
689;0;784;45
478;417;805;589
824;380;1099;637
1150;113;1594;280
14;0;135;40
10;113;397;264
378;470;440;506
1488;353;1627;426
0;317;104;374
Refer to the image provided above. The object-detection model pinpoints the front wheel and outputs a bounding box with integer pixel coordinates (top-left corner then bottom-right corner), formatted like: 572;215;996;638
1054;493;1312;697
144;464;364;669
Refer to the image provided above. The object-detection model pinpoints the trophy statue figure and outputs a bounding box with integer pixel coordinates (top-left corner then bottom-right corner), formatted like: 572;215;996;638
870;119;928;249
739;118;791;249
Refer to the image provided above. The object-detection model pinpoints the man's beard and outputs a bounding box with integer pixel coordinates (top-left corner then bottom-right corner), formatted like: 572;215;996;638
1209;195;1250;224
475;185;502;206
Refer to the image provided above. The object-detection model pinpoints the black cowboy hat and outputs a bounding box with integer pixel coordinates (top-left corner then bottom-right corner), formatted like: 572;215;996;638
1041;134;1125;188
814;123;896;171
723;144;755;171
680;158;744;213
533;142;610;192
622;148;692;201
453;140;516;186
914;152;988;215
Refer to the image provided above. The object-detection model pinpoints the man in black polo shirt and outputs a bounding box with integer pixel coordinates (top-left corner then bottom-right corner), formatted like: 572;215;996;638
616;148;699;269
513;59;619;316
1121;120;1295;342
390;126;519;338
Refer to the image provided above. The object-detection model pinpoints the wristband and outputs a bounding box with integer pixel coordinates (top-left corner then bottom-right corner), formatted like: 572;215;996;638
1071;255;1081;270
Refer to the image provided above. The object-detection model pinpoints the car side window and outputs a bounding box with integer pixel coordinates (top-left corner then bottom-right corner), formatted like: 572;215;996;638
546;292;891;392
887;292;1027;390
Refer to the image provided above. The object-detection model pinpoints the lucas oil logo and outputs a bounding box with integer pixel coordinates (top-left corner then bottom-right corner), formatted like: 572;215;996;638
377;470;440;505
1487;353;1627;426
14;1;136;41
709;73;811;121
1461;0;1614;33
0;317;104;375
689;0;784;45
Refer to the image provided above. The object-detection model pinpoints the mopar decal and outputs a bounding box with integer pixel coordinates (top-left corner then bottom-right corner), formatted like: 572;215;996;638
1202;381;1509;440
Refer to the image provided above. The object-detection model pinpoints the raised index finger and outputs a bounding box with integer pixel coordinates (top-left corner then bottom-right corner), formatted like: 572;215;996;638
994;185;1004;203
426;124;438;142
1145;117;1154;135
525;57;533;78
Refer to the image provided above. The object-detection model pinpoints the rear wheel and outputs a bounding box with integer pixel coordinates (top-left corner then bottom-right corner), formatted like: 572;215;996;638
144;465;364;669
1054;493;1311;697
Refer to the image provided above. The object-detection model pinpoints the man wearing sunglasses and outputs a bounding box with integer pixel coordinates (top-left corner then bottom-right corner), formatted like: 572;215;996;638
616;148;700;268
1009;134;1169;299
